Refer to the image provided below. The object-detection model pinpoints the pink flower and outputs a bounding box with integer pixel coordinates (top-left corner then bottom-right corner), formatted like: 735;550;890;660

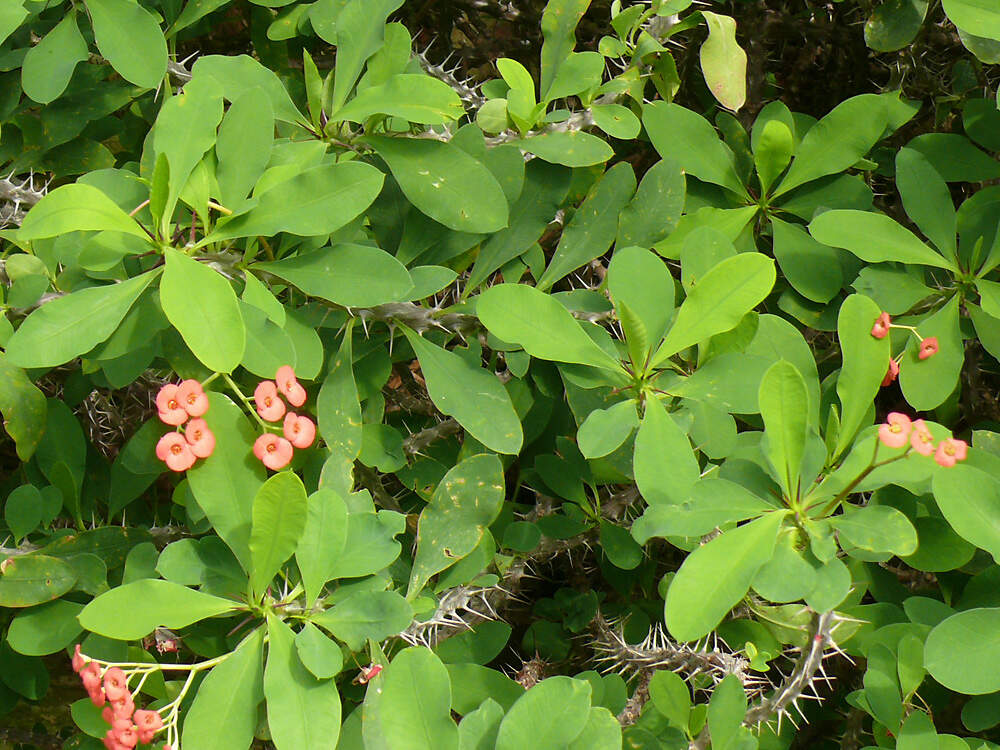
919;337;939;360
871;312;891;339
109;692;134;720
184;418;215;458
254;380;286;422
103;730;127;750
283;413;316;449
133;709;163;733
155;384;188;426
935;438;968;468
176;379;209;417
72;643;86;673
81;661;102;693
112;722;139;749
910;419;935;456
102;667;129;701
881;358;899;387
155;432;197;472
253;433;294;470
276;365;307;407
102;705;115;725
89;687;107;708
878;412;912;448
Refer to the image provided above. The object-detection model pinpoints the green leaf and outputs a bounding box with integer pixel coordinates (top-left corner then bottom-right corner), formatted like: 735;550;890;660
771;216;843;303
907;132;1000;182
328;505;405;579
897;147;957;261
362;647;459;750
459;699;505;750
831;505;918;556
633;397;699;506
84;0;167;88
759;360;808;501
255;243;411;307
567;707;622;750
4;270;159;369
403;330;522;455
539;0;591;99
648;670;691;731
5;484;41;542
665;511;786;641
896;712;937;750
0;355;46;460
192;54;304;125
700;12;747;111
599;520;643;570
643;102;747;197
616;159;686;251
330;0;405;112
216;87;274;209
708;675;747;750
496;676;591;750
21;10;88;104
208;161;385;241
809;209;955;270
152;75;224;228
538;162;635;290
577;399;638;459
160;248;245;372
632;478;774;542
898;296;964;411
248;472;308;599
333;73;464;124
926;608;1000;694
591;103;641;139
0;3;27;46
264;615;342;750
774;94;888;197
943;0;1000;38
0;555;76;607
476;284;623;371
79;579;238;639
295;622;344;679
317;325;363;460
754;119;794;195
408;454;506;596
7;600;83;655
516;131;615;168
182;628;265;750
650;253;776;368
239;301;296;379
18;184;149;241
187;392;267;572
865;0;928;52
314;590;413;651
834;294;890;457
296;489;349;607
933;465;1000;562
368;136;508;233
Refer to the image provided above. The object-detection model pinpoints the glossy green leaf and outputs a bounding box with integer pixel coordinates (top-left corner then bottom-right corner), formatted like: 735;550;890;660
182;628;265;750
0;4;27;46
591;104;641;139
328;505;405;579
633;397;699;506
264;614;342;750
248;472;308;599
239;301;296;379
161;248;245;372
477;284;623;371
516;131;615;168
4;270;158;369
774;94;888;196
7;599;83;655
5;483;41;542
754;119;794;194
21;11;88;104
771;216;842;303
403;330;522;455
210;161;384;241
926;608;1000;694
85;0;167;88
362;647;458;750
539;0;591;98
216;87;274;209
567;707;622;750
632;479;773;542
192;54;304;124
79;579;238;639
665;511;786;641
0;356;46;461
187;392;267;572
834;294;889;457
933;465;1000;562
314;590;413;650
708;675;747;750
943;0;1000;38
408;454;505;596
0;555;76;608
317;324;363;462
810;209;955;270
650;253;776;367
831;505;918;556
700;12;747;111
496;676;591;750
334;73;464;123
330;0;404;112
897;147;957;261
577;399;638;459
296;489;349;607
865;0;928;51
759;360;808;501
295;622;344;679
538;162;635;290
368;136;508;233
643;102;747;197
898;296;964;411
18;184;149;241
616;159;685;251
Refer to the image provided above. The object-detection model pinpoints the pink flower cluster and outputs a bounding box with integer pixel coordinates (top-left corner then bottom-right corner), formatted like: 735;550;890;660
155;380;215;472
872;312;939;388
252;366;315;470
73;646;165;749
878;412;968;467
